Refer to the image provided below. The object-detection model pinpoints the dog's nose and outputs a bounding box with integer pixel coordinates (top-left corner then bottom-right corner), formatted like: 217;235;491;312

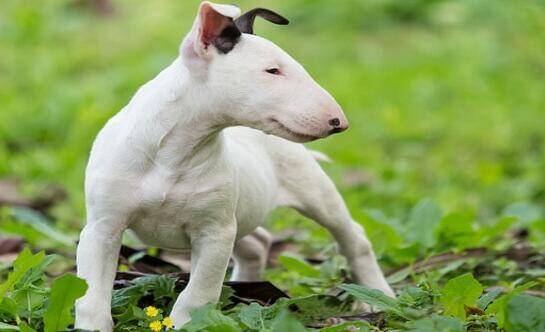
329;118;340;127
328;117;348;134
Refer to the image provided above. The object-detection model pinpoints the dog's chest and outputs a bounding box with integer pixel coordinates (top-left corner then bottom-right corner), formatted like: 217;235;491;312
128;166;235;249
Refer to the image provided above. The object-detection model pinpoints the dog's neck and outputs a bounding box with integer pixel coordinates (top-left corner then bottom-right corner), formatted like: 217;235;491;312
131;57;231;174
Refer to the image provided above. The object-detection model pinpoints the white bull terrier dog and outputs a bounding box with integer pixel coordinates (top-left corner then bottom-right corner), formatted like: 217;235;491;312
75;2;394;330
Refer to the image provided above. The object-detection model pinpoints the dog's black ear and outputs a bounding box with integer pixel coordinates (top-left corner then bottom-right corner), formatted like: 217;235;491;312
235;8;289;34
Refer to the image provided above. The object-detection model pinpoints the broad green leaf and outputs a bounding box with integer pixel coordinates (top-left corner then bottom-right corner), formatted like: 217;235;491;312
319;255;347;280
502;202;543;226
405;314;464;332
219;285;235;307
111;285;143;309
201;325;240;332
437;260;467;280
477;216;517;246
437;212;476;250
12;288;47;314
524;268;545;278
243;295;354;329
405;199;442;248
486;281;537;328
278;253;320;277
15;254;56;291
43;274;88;332
181;303;240;332
238;302;265;330
12;207;74;246
389;243;422;264
0;221;46;248
254;298;290;326
150;275;176;299
113;304;146;326
0;247;45;300
528;219;545;246
0;297;17;317
440;273;483;318
132;274;177;299
359;211;404;257
506;294;545;331
386;266;412;284
339;284;409;319
476;289;502;310
270;310;308;332
287;295;353;324
17;322;36;332
111;274;178;311
398;286;431;307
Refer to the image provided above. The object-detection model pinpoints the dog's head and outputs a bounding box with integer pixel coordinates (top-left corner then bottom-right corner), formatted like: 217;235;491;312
181;2;348;142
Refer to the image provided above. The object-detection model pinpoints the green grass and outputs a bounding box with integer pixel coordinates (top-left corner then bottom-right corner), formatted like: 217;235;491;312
1;0;545;331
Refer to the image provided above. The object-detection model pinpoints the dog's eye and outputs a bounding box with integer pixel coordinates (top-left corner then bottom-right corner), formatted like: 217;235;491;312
265;67;280;75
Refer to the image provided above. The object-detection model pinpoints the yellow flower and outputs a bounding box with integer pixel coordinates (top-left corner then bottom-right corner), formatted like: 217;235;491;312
144;306;159;317
162;316;174;329
149;320;163;332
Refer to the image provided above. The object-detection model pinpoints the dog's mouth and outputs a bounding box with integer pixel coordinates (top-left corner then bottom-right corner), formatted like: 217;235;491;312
269;118;320;142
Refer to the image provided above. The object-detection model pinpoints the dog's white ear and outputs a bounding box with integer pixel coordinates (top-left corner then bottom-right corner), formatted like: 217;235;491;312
183;2;241;60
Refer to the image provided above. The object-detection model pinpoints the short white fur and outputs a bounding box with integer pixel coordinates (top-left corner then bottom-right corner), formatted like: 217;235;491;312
75;2;393;330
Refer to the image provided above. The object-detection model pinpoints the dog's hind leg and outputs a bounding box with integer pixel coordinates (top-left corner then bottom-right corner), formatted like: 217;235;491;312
277;150;394;297
231;227;272;281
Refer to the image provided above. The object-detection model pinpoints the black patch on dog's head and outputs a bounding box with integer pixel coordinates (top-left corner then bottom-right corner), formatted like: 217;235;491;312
213;23;242;54
235;8;289;35
211;7;288;54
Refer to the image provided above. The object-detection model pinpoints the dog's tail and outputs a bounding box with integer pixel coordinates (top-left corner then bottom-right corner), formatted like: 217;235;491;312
309;150;332;163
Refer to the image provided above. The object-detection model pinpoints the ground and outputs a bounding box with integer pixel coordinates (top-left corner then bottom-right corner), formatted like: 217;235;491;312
0;0;544;331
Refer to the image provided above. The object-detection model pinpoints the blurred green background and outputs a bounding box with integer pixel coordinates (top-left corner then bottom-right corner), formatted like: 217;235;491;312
1;0;544;264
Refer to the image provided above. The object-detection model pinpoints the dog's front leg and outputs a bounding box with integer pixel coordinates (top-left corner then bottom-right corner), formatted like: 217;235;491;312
75;219;125;332
170;221;237;328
